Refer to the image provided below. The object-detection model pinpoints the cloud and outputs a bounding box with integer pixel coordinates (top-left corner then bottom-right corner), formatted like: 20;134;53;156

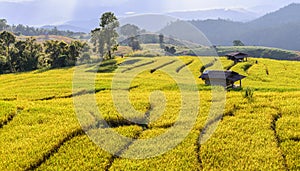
125;12;136;15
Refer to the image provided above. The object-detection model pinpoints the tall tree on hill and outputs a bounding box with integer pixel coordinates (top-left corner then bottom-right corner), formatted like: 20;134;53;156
91;12;119;60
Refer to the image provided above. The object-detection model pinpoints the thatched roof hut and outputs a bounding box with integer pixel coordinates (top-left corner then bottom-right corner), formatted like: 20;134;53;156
199;70;246;88
226;52;248;63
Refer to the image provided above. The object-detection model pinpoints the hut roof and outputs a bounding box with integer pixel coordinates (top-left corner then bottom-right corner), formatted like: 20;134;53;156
226;52;248;59
199;70;246;82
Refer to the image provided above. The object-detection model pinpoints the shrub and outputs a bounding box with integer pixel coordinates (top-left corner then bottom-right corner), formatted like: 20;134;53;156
80;53;91;63
244;87;254;100
243;63;253;72
265;64;269;75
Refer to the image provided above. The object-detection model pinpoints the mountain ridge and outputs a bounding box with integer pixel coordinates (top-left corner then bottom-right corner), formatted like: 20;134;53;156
49;7;260;33
159;3;300;51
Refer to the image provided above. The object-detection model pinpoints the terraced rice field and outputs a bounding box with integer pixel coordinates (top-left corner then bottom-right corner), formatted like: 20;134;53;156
0;56;299;170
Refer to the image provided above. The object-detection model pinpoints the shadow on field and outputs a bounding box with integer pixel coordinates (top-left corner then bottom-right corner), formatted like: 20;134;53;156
86;59;118;73
150;60;176;73
121;60;155;73
176;60;194;73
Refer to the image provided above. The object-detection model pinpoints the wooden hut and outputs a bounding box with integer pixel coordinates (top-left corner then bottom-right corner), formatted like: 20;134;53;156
199;70;246;88
226;52;248;63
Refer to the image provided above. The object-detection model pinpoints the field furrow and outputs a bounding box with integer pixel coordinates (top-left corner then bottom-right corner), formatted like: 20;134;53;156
176;59;194;73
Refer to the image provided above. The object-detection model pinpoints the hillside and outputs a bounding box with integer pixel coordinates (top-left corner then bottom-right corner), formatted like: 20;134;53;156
48;8;259;33
18;35;76;43
160;3;300;51
41;25;90;33
119;42;300;61
0;56;300;170
119;15;176;32
216;46;300;61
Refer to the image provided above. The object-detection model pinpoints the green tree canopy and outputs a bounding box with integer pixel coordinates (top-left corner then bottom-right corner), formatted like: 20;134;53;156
164;46;176;55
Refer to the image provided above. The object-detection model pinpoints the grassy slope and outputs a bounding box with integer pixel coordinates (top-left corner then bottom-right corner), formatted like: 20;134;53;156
18;35;76;44
124;44;300;61
0;56;299;170
217;46;300;61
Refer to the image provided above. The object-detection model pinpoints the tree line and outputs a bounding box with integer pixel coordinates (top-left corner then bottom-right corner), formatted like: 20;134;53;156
0;31;88;74
0;19;84;37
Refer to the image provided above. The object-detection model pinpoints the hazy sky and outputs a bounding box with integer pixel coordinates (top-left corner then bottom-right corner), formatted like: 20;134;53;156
1;0;300;25
1;0;300;11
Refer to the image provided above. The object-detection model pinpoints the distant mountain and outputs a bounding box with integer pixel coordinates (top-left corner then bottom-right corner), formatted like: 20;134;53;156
167;8;259;22
242;3;300;50
49;15;176;33
54;9;259;33
160;3;300;51
249;3;300;28
119;14;176;32
248;5;280;16
41;25;88;33
63;19;99;33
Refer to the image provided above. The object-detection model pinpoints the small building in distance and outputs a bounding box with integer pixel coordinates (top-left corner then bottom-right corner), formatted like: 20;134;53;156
199;70;246;88
226;52;248;63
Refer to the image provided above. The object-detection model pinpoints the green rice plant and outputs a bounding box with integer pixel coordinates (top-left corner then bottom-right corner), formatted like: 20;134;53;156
243;63;253;72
